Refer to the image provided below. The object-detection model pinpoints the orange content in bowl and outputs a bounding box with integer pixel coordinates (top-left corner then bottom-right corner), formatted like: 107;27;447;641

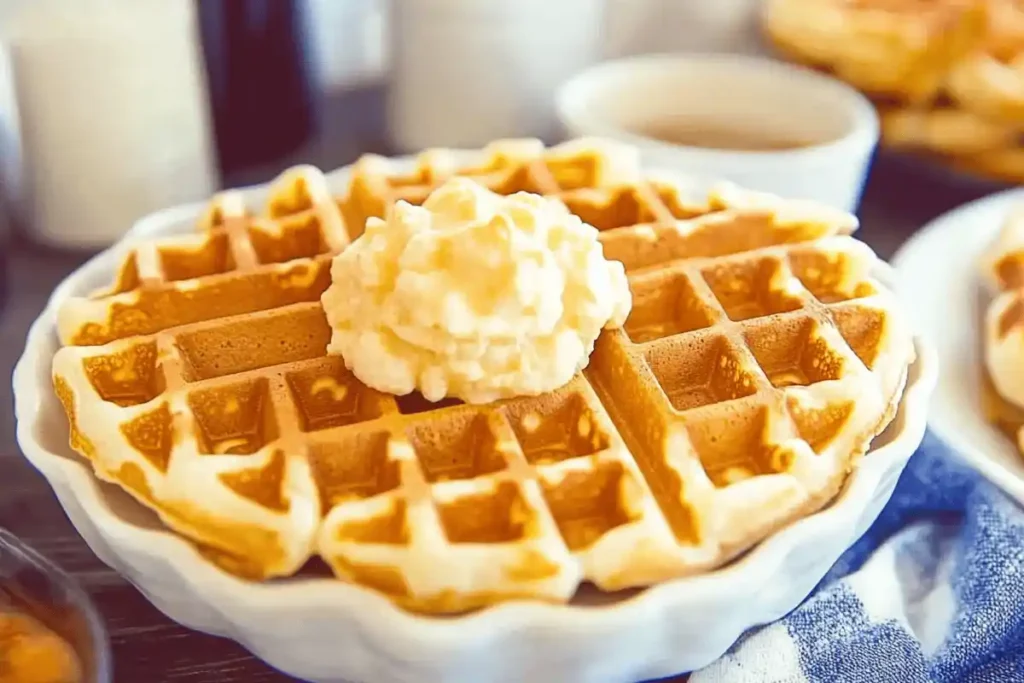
0;611;81;683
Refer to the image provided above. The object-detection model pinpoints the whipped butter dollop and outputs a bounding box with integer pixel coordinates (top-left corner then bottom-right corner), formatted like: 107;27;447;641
321;177;632;404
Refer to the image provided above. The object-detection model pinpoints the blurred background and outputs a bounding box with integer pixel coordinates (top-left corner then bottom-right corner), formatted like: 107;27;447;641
0;0;1015;679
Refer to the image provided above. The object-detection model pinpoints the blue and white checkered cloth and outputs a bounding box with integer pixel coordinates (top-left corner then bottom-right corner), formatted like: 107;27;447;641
689;431;1024;683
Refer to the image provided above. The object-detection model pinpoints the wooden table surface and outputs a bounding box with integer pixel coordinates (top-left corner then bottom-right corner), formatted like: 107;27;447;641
0;151;1001;682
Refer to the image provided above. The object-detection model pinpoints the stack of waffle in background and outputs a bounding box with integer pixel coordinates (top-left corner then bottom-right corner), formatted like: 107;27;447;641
980;207;1024;455
763;0;1024;183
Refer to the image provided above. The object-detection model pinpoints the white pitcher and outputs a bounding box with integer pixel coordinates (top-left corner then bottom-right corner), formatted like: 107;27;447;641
1;0;217;249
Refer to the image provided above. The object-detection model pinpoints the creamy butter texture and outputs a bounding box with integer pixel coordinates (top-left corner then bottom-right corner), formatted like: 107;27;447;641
322;177;632;404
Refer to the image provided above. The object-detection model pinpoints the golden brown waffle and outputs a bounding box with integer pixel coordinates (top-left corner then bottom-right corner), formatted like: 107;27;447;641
980;208;1024;454
52;139;916;614
762;0;988;103
764;0;1024;183
878;104;1024;183
56;166;350;347
875;4;1024;182
344;138;732;240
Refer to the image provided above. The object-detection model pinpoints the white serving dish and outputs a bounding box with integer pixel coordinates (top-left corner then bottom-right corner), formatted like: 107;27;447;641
14;157;937;683
892;189;1024;505
556;54;879;213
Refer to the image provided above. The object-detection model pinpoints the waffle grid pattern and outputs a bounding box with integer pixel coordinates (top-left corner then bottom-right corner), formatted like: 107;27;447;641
57;166;351;347
981;208;1024;453
52;139;915;613
588;236;907;561
764;0;1024;183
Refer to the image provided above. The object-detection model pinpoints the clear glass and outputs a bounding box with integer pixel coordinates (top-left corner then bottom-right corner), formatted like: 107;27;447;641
0;528;112;683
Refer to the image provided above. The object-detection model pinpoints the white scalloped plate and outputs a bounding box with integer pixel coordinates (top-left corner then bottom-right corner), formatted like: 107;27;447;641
14;159;937;683
891;189;1024;505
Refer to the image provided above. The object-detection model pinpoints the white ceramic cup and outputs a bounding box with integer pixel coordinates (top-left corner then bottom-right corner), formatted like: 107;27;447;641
556;54;880;212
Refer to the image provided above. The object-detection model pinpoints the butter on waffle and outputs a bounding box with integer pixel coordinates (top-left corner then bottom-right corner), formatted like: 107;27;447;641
946;51;1024;124
983;0;1024;57
880;105;1022;156
764;0;1024;183
52;138;915;614
980;207;1024;454
762;0;988;103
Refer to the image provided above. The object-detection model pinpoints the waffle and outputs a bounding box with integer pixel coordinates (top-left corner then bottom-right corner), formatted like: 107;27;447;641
762;0;988;103
980;207;1024;454
52;139;916;614
56;165;350;347
984;0;1024;57
764;0;1024;183
945;1;1024;121
880;104;1022;155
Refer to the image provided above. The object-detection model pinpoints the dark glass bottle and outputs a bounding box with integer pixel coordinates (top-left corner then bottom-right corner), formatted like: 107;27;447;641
197;0;315;177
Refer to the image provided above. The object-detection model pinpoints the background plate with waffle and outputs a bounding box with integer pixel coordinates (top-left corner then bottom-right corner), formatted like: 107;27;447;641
893;188;1024;505
15;139;936;683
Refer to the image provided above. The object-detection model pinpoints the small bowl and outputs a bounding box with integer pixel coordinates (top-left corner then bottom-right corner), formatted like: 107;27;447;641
0;528;112;683
556;53;880;212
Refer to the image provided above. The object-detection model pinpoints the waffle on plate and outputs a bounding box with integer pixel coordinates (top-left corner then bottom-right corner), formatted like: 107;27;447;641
980;207;1024;454
51;139;916;614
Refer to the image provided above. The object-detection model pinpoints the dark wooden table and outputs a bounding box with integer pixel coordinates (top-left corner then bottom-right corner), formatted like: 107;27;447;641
0;150;1000;682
